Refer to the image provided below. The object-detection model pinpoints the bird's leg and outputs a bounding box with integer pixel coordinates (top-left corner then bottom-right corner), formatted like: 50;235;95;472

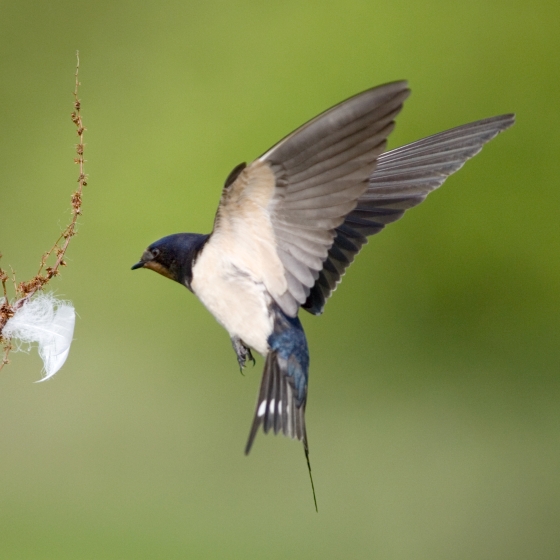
231;336;255;372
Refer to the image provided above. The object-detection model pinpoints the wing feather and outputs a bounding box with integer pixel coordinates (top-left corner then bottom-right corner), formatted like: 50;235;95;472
259;82;410;313
302;113;515;314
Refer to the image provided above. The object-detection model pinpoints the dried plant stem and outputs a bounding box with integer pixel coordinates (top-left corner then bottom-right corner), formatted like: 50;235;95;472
0;52;87;372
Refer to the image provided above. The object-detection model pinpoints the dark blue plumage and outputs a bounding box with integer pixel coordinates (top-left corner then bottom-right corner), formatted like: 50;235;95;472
132;233;209;290
269;310;309;404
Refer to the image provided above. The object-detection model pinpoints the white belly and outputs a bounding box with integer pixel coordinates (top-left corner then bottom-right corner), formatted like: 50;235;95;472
191;241;273;355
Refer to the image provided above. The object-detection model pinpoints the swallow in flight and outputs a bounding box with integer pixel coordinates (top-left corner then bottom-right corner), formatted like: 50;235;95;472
133;81;513;496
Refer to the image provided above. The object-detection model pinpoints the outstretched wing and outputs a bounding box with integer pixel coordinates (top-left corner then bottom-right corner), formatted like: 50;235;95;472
302;113;516;315
212;81;411;317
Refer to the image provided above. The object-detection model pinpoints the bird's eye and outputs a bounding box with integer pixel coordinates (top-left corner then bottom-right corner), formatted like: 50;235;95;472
151;248;160;259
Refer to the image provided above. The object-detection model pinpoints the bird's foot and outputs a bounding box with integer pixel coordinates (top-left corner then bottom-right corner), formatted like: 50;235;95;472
231;337;255;372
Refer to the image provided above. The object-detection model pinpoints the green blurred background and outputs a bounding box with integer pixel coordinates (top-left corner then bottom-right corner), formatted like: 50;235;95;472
1;1;558;558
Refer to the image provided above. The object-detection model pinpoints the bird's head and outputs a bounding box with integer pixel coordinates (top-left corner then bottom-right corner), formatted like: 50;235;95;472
132;233;209;288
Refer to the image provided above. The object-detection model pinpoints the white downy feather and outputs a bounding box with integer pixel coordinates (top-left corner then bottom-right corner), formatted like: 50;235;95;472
2;293;76;381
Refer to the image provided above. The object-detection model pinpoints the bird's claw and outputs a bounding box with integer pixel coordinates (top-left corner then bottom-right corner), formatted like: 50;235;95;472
231;337;255;372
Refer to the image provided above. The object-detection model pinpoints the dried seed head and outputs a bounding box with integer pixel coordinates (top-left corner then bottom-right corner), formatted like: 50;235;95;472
71;192;82;209
1;52;87;375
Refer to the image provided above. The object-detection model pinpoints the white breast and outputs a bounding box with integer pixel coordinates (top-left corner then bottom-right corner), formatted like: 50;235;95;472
191;239;274;356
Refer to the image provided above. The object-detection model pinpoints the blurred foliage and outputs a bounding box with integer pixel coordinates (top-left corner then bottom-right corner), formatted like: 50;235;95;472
0;1;558;559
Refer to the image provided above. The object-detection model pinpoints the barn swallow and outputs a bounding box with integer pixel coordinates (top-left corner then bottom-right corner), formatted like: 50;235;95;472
133;81;514;505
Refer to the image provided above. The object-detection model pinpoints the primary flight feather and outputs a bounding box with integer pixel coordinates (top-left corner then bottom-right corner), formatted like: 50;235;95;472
133;81;514;468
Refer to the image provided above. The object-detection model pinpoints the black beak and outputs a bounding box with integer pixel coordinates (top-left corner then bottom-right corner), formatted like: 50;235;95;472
131;261;145;270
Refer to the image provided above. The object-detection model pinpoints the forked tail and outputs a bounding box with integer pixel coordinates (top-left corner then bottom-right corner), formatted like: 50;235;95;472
245;310;317;510
245;349;307;450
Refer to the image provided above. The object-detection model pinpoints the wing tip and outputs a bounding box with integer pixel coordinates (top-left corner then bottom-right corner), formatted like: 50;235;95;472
477;112;516;132
498;113;516;131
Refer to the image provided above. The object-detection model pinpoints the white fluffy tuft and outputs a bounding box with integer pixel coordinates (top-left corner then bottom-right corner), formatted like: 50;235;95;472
3;293;76;382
